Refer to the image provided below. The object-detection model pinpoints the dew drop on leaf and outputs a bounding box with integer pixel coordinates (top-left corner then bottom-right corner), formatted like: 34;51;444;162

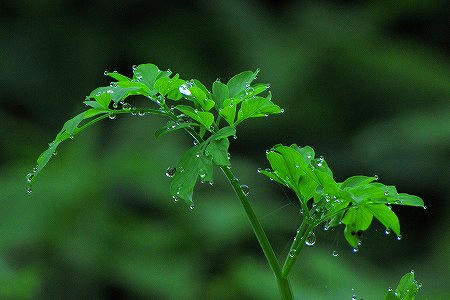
384;228;391;235
26;173;34;183
352;247;359;253
189;205;194;210
179;84;192;96
396;234;402;240
53;150;57;156
27;187;32;194
374;174;379;180
332;250;338;257
305;232;316;246
240;184;250;196
289;249;296;257
108;114;116;120
165;167;176;178
104;70;108;76
113;102;118;109
122;103;131;110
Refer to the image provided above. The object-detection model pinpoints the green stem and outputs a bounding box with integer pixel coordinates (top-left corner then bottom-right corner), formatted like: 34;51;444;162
281;221;314;278
220;166;293;300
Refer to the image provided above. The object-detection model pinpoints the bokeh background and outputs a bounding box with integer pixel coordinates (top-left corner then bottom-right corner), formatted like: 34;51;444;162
1;0;449;299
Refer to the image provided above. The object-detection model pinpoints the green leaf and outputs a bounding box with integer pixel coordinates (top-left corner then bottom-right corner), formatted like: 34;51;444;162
154;74;185;100
236;93;282;125
207;126;236;142
154;120;200;139
132;63;166;95
227;69;259;97
170;144;213;203
105;71;130;82
340;176;378;189
261;144;320;201
365;204;400;236
205;139;231;166
342;206;373;247
175;105;214;129
88;81;148;104
385;271;421;300
188;86;215;111
219;98;241;125
395;193;424;207
32;109;109;180
94;93;111;108
212;81;229;107
83;101;104;110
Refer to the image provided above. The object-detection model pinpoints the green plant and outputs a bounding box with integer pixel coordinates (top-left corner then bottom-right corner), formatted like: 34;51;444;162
28;63;425;299
385;271;422;300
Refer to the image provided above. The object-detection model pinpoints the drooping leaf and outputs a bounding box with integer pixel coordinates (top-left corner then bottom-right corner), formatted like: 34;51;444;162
170;144;213;203
205;138;231;166
175;105;214;129
364;204;400;235
342;206;373;247
88;81;148;104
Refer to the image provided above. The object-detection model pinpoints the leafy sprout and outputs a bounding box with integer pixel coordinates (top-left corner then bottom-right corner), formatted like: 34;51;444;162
258;144;425;249
28;63;282;206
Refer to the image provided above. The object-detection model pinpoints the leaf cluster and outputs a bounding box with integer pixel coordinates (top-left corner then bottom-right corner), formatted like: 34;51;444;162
259;144;425;248
29;64;283;205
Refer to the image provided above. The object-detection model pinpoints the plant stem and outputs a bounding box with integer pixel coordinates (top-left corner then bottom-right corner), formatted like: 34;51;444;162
281;221;314;278
162;103;293;299
221;166;293;300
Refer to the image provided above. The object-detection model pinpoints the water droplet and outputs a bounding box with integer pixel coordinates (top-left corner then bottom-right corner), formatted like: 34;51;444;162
265;83;271;88
423;206;427;210
323;225;329;231
165;167;176;177
27;187;32;194
189;205;194;210
385;228;391;235
195;154;200;158
280;108;285;113
384;191;389;196
179;84;191;96
108;114;116;120
257;168;262;173
245;85;254;96
289;249;296;257
374;174;379;180
26;173;34;182
113;102;118;109
122;103;131;110
53;150;57;156
136;75;143;81
215;78;221;82
209;181;214;186
305;232;316;246
352;247;359;253
110;82;118;87
172;196;179;202
396;234;402;240
240;184;249;196
107;89;114;94
104;70;108;76
132;65;137;71
69;134;74;139
131;107;137;116
138;111;145;116
193;139;199;145
232;135;237;140
332;250;338;257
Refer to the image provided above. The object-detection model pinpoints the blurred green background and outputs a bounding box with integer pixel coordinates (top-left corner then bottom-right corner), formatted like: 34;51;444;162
1;0;449;299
